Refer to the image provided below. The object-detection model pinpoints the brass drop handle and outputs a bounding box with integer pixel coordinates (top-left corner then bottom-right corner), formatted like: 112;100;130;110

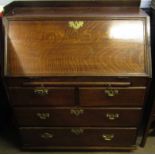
34;88;48;96
70;108;84;117
36;112;50;120
71;128;84;136
104;89;119;97
68;21;84;30
102;134;114;141
106;113;120;120
41;132;53;139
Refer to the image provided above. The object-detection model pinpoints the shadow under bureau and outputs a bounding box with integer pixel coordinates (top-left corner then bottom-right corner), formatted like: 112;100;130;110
2;0;152;150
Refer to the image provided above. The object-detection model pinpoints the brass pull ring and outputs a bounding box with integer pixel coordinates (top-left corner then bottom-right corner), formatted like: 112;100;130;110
34;87;48;96
69;21;84;30
41;132;53;139
36;112;50;120
102;134;114;141
106;113;119;120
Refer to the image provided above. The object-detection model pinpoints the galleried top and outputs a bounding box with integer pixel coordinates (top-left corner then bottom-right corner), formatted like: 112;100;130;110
3;0;141;13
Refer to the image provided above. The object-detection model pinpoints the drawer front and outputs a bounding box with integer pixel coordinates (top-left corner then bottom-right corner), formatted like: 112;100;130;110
79;87;146;106
9;87;75;106
20;127;137;147
14;107;142;127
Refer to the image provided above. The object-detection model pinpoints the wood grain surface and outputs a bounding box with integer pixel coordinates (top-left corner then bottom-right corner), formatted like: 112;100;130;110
19;127;137;147
6;20;146;76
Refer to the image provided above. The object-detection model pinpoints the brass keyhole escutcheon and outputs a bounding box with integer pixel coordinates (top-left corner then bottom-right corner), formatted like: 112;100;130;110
70;108;84;117
69;21;84;30
104;89;119;97
71;128;84;136
102;134;114;141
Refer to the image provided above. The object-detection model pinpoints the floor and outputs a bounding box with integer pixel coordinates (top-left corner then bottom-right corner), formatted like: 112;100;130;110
0;128;154;154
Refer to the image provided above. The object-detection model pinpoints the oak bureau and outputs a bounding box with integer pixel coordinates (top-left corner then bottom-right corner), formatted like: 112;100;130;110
2;0;152;150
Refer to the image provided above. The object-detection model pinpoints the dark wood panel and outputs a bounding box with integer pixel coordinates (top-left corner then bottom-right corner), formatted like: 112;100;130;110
5;77;149;87
79;87;146;106
152;102;155;114
4;0;141;16
14;107;142;127
21;145;137;150
9;87;75;106
6;20;147;77
20;127;137;147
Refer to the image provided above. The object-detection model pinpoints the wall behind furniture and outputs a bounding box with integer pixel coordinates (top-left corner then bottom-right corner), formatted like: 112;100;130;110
0;0;12;6
0;0;152;8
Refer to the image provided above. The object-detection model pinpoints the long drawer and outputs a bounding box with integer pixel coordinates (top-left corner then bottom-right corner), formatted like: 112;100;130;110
9;87;75;106
80;87;146;106
14;107;142;127
20;127;137;147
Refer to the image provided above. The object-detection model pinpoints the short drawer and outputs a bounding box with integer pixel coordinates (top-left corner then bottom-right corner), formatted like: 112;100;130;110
20;127;137;147
14;107;142;127
9;87;75;106
79;87;146;106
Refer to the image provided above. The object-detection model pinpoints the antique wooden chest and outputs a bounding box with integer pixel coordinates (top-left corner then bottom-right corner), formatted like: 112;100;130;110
2;0;152;150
